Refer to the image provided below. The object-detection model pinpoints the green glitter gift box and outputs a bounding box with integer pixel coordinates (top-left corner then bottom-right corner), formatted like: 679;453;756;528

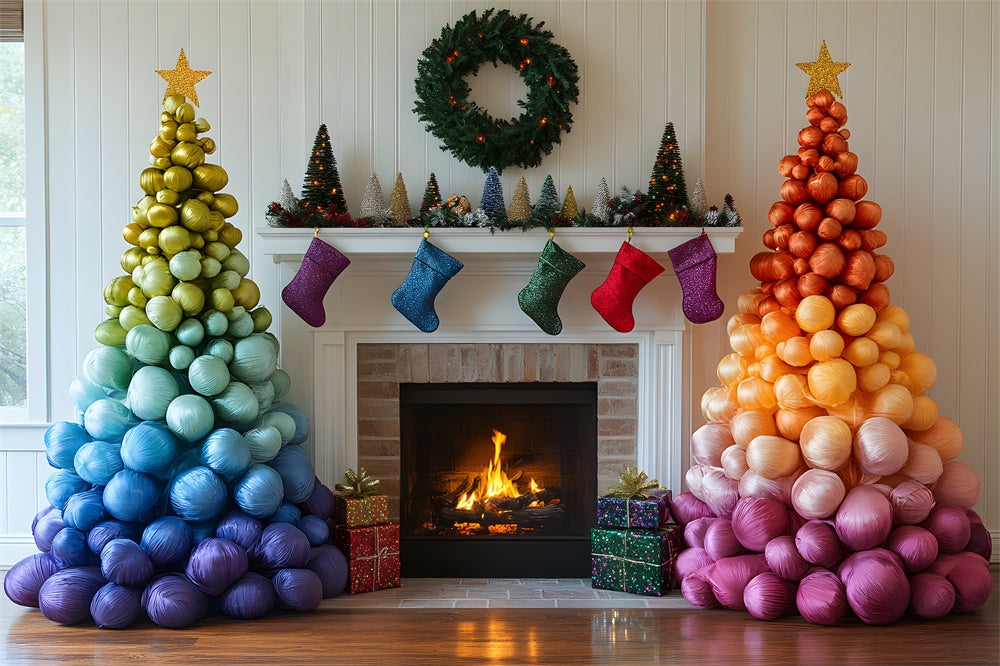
590;525;683;596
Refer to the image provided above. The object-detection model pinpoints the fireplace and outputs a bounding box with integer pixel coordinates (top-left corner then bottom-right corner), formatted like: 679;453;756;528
399;382;597;577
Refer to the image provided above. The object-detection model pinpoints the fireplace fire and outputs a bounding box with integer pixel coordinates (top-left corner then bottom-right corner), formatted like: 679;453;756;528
399;382;597;577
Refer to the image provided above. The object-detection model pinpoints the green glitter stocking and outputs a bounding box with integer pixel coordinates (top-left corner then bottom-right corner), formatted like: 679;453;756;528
517;238;585;335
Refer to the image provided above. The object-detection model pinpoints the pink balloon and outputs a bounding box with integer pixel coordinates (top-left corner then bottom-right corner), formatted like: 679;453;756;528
703;554;770;611
765;535;811;582
965;522;993;561
791;469;846;519
691;423;735;468
796;568;847;625
731;497;790;552
890;480;936;525
884;525;938;574
932;461;982;508
682;517;714;550
704;519;745;561
921;505;971;554
681;568;718;608
835;485;893;552
796;520;843;568
700;468;740;518
670;492;715;526
839;549;910;625
738;469;801;506
744;571;796;620
908;573;955;619
853;417;909;476
676;547;715;583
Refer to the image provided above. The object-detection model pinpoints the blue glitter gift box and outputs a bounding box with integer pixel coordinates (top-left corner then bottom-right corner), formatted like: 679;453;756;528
596;489;672;529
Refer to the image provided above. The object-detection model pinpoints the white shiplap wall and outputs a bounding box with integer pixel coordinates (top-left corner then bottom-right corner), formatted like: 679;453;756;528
1;0;996;564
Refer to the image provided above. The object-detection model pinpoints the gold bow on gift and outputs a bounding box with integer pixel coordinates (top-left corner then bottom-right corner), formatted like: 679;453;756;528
335;467;381;498
606;466;659;500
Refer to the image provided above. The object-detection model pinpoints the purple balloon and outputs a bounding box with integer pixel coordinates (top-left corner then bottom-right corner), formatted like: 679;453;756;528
298;480;335;520
298;515;330;546
272;568;323;612
32;506;65;553
220;572;277;620
90;582;143;629
37;565;106;625
185;538;249;596
307;545;348;598
101;539;155;587
4;552;62;607
965;521;993;561
253;523;311;571
214;510;263;552
141;516;193;568
142;573;208;629
51;527;92;568
87;520;141;555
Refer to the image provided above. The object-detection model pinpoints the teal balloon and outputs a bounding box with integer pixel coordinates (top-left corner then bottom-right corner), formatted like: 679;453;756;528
166;394;215;443
229;335;278;384
125;324;171;366
68;374;107;413
126;366;179;421
199;428;252;483
83;346;133;392
249;381;274;413
258;411;296;446
187;355;231;397
202;310;228;337
204;339;234;364
269;368;291;402
84;398;133;442
175;318;205;347
211;381;258;428
73;440;124;486
267;403;310;445
227;312;254;339
242;425;282;463
170;466;227;522
168;345;195;371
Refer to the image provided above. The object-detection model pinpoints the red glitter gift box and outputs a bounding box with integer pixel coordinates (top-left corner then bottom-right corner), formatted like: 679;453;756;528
332;494;390;528
333;522;401;594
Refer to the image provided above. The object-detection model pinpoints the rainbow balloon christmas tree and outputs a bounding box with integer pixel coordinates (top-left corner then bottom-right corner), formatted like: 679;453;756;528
672;43;992;625
2;51;348;628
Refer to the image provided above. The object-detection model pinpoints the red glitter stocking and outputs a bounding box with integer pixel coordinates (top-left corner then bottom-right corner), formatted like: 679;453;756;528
591;241;665;333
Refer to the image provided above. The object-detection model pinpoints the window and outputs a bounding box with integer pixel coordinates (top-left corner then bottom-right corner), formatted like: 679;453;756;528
0;40;25;409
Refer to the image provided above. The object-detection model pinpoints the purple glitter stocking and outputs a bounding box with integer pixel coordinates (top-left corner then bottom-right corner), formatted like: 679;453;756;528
667;232;724;324
281;236;351;327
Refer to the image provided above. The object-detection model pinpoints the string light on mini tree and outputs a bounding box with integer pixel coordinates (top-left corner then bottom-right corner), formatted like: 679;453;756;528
647;122;689;218
300;124;349;218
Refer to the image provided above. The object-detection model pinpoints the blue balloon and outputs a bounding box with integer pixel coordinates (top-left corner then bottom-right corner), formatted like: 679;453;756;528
142;573;207;629
62;488;107;532
199;428;252;483
38;566;106;625
87;520;140;555
101;538;155;587
68;374;108;414
187;520;217;544
50;527;92;568
298;515;330;547
140;516;192;568
308;545;349;598
214;510;263;552
45;470;90;510
233;464;284;519
73;440;124;486
266;403;310;444
120;422;179;478
169;466;227;523
220;572;276;620
83;399;133;442
268;445;316;504
103;469;161;523
90;582;143;629
44;421;90;470
269;502;301;526
272;568;323;612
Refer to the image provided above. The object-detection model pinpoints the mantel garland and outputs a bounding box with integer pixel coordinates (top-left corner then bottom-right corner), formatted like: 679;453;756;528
413;8;580;173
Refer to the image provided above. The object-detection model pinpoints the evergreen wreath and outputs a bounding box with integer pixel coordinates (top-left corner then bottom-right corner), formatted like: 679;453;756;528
413;8;580;173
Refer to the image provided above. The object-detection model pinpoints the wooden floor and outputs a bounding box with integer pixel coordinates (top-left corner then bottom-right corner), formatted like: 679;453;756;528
3;566;998;665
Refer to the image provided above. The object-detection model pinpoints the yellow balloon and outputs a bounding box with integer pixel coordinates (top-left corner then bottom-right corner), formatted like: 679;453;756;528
146;203;179;228
164;166;194;192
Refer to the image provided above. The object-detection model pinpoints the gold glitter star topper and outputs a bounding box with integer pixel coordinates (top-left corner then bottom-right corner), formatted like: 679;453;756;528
796;41;850;99
156;49;211;107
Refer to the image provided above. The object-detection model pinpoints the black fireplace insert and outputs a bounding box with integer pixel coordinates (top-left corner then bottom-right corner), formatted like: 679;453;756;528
399;382;597;577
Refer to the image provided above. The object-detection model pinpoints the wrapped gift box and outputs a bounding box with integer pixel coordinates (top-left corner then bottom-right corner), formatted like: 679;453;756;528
333;522;401;594
596;489;672;529
591;524;682;596
332;494;390;528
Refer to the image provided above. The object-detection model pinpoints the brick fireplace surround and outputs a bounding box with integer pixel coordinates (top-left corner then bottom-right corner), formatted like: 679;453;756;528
357;342;640;520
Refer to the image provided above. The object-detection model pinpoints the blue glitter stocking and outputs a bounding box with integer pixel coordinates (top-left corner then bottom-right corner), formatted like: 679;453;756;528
391;238;463;332
517;238;585;335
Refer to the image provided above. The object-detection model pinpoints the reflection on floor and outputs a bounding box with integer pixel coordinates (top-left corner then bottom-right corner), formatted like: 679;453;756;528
321;578;694;609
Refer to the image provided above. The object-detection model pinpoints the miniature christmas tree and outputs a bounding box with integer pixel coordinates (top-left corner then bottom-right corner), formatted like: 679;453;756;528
300;123;349;217
677;42;991;625
721;193;741;227
389;171;412;226
507;176;532;222
533;175;559;217
480;166;506;218
593;177;611;224
419;172;442;215
4;50;349;629
359;172;386;219
689;177;707;218
647;122;689;216
562;186;579;219
279;178;299;212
